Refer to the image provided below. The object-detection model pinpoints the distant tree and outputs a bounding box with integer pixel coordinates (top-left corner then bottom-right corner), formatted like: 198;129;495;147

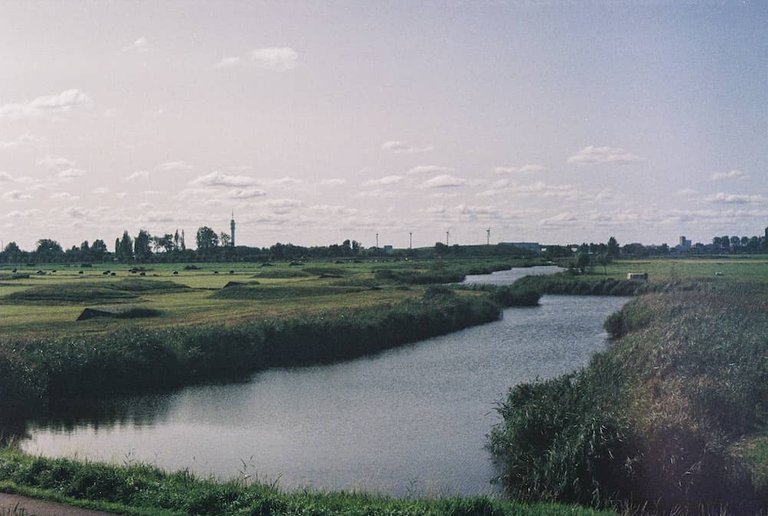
597;253;611;275
712;236;722;248
91;239;108;261
180;230;186;251
196;226;218;252
115;237;120;255
730;236;740;249
3;242;22;263
152;234;175;253
134;230;152;262
576;252;591;274
118;231;133;262
173;229;180;250
35;239;64;262
219;232;231;248
607;237;620;258
721;235;730;251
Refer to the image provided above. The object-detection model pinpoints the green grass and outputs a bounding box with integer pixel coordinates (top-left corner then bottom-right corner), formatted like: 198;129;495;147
0;449;614;516
490;281;768;512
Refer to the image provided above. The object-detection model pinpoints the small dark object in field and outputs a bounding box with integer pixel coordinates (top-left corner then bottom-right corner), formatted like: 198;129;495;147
183;265;200;270
213;271;219;274
51;270;56;273
229;270;234;274
78;271;83;275
140;272;146;276
11;268;16;272
110;272;116;276
173;271;178;275
36;270;45;275
103;271;110;275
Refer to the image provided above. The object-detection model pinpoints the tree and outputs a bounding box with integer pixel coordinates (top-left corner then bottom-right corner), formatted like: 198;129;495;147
91;239;108;261
597;253;611;275
219;232;231;248
134;230;152;262
607;237;620;258
35;239;64;262
3;242;22;263
118;231;133;262
196;226;218;252
576;252;591;274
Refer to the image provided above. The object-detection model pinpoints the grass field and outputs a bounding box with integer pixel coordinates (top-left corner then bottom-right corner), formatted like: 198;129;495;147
0;258;535;339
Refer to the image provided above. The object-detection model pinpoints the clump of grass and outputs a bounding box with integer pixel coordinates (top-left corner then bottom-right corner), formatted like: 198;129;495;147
211;285;365;300
0;449;611;516
491;282;768;512
513;275;642;296
250;269;312;279
3;285;138;304
461;284;541;307
2;280;188;305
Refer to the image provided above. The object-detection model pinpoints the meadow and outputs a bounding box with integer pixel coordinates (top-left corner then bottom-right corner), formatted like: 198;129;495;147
3;254;768;514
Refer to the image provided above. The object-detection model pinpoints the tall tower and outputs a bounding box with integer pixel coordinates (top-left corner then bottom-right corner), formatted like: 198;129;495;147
230;212;236;247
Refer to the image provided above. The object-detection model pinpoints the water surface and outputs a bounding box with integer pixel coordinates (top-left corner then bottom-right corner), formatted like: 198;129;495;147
21;267;626;497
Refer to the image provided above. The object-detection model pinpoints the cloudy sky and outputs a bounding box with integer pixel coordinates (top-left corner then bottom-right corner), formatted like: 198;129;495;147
1;1;767;250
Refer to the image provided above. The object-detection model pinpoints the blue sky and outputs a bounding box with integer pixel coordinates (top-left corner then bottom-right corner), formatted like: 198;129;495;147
0;1;766;249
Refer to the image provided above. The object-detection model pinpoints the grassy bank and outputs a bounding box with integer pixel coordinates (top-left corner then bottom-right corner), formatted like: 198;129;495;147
0;449;612;516
489;281;768;513
0;287;505;416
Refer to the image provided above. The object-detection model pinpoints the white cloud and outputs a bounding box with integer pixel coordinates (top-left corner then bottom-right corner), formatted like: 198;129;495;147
269;176;303;186
122;36;152;53
320;178;347;186
421;174;467;188
262;198;302;214
0;132;38;149
708;192;765;205
2;190;31;201
249;47;298;71
381;141;434;154
0;89;93;120
228;187;266;199
190;171;258;187
494;164;546;174
676;188;698;197
0;172;13;182
37;156;75;169
57;168;86;179
217;47;299;71
157;161;193;172
125;170;150;181
215;56;245;69
567;146;644;165
66;207;89;218
49;192;79;200
407;165;452;175
92;187;110;194
710;169;749;181
363;175;405;186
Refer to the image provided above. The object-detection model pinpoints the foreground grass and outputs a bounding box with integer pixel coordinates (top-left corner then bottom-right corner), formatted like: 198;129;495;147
0;449;612;516
490;281;768;513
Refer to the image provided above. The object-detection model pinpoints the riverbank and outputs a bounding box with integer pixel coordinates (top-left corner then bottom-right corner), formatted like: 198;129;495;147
3;286;532;416
0;449;612;516
490;280;768;513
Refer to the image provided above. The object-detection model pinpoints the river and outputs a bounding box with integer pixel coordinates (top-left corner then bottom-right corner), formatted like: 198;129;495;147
19;267;628;497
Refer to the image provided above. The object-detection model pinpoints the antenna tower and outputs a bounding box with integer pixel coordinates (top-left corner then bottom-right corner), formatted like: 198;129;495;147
486;227;491;245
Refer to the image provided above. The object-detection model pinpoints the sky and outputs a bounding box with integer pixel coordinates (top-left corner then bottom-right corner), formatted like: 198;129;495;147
0;1;767;250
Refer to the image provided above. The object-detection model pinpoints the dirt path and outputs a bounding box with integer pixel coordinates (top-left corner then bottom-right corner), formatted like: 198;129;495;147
0;493;114;515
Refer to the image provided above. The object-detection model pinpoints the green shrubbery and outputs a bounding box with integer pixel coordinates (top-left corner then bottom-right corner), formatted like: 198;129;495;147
491;283;768;512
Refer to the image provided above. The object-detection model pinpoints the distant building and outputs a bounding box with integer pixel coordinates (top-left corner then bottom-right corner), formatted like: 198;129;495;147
678;236;692;249
500;242;540;252
383;245;394;255
230;213;236;247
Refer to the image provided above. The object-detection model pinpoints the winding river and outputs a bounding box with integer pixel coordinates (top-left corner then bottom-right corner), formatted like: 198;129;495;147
19;267;628;497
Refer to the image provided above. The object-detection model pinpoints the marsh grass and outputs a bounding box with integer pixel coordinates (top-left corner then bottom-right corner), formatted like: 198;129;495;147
490;282;768;512
0;450;612;516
